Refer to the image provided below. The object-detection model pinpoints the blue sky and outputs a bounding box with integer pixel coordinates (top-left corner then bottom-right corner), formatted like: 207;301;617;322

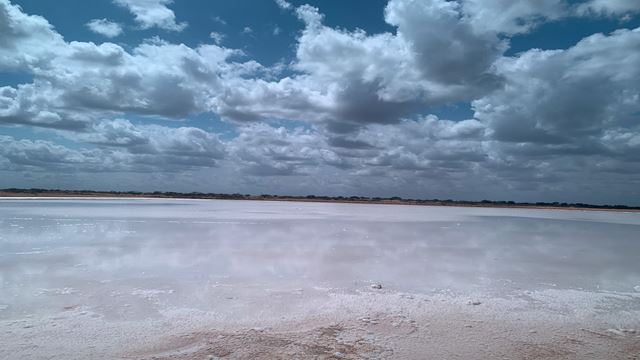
1;0;640;205
9;1;392;66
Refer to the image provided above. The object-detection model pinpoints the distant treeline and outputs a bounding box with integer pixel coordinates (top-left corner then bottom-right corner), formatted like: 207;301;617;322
1;188;639;211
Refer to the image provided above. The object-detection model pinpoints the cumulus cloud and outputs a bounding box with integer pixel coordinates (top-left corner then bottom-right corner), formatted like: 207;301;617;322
0;120;226;173
474;27;640;148
461;0;566;34
344;116;488;171
0;135;114;172
113;0;186;31
223;116;488;178
81;119;226;167
0;40;217;127
212;16;227;26
576;0;640;17
86;18;123;38
385;0;505;90
227;124;339;175
274;0;292;10
459;0;636;34
215;0;506;132
209;31;225;45
0;83;92;130
0;0;65;71
0;0;266;129
2;0;640;204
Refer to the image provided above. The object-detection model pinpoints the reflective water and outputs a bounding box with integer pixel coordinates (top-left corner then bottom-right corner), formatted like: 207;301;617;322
1;199;639;320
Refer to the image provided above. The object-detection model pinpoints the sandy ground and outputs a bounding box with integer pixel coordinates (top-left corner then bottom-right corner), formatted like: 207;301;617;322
130;307;640;360
3;289;639;359
133;321;640;359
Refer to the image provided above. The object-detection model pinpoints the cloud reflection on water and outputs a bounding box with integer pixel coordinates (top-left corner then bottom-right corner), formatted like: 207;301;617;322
1;199;639;319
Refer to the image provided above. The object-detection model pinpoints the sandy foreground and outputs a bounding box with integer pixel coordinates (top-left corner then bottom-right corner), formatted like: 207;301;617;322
3;288;640;359
1;198;639;359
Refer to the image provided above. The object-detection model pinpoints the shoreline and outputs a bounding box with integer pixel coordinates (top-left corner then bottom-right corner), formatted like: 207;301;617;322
1;193;639;213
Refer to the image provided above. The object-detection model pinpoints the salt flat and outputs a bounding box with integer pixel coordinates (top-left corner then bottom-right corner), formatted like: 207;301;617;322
1;199;639;359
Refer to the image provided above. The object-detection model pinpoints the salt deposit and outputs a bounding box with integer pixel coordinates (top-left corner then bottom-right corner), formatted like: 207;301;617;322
1;198;639;359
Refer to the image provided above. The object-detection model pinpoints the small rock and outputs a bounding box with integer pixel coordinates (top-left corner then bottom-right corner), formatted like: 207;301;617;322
467;300;482;306
370;284;382;290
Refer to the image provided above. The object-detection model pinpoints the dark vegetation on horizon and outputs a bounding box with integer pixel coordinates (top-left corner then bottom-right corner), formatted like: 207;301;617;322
1;188;639;210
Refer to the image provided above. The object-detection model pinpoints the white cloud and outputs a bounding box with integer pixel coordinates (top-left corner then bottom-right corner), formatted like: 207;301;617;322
215;0;505;131
461;0;566;34
2;0;640;203
0;0;262;129
81;119;226;168
474;27;640;146
242;26;253;34
346;116;488;170
0;0;65;71
274;0;292;10
0;119;227;173
209;31;225;45
459;0;636;34
0;83;90;130
0;39;230;126
225;116;488;177
212;16;227;25
576;0;640;17
228;124;332;175
0;135;114;171
384;0;505;92
86;18;123;38
113;0;186;31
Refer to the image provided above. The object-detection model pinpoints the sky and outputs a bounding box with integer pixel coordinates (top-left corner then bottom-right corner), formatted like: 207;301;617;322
1;0;640;205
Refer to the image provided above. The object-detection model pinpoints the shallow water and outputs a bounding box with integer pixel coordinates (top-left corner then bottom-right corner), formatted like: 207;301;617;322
1;198;639;321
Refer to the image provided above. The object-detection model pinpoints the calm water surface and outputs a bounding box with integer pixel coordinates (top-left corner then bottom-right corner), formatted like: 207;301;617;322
1;199;639;319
